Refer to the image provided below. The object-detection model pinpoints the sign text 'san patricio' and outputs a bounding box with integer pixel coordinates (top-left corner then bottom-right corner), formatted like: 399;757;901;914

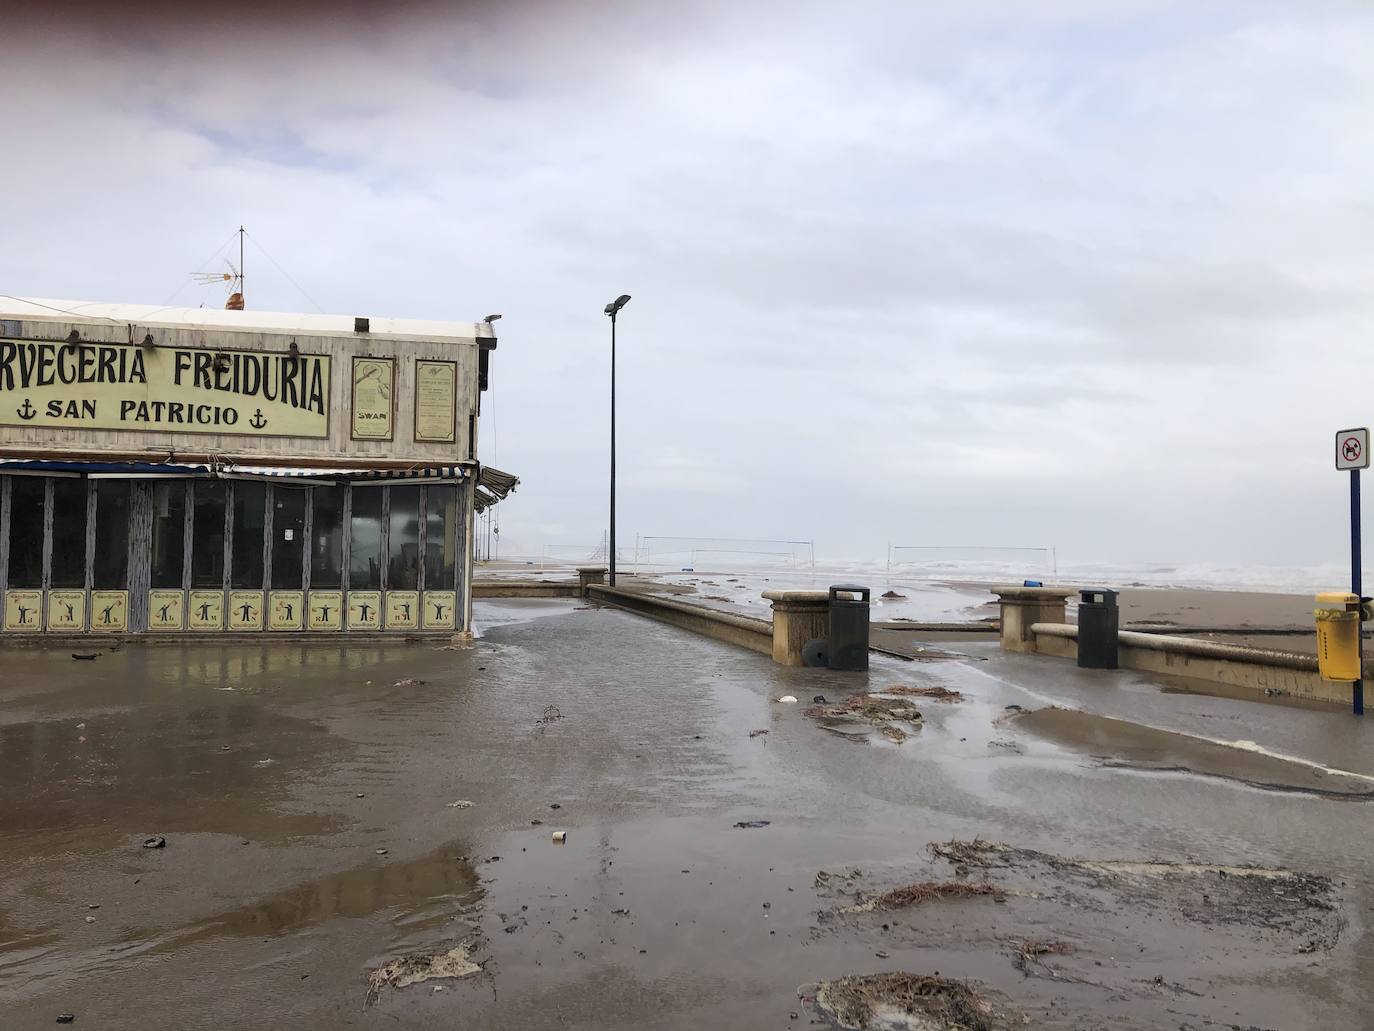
0;340;330;437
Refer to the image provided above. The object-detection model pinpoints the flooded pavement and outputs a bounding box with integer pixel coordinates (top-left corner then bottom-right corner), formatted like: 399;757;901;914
2;602;1373;1027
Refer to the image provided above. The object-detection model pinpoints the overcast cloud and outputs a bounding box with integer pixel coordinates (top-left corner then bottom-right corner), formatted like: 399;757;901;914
5;1;1373;571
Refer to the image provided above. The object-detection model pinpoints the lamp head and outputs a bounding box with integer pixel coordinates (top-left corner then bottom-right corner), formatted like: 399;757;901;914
484;313;502;323
604;294;631;316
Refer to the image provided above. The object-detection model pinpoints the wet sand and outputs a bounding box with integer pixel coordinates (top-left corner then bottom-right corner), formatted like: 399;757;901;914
2;603;1373;1028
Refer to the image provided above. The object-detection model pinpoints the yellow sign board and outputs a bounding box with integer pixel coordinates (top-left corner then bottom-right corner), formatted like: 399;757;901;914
308;591;343;630
228;591;264;630
0;340;330;437
4;590;43;631
90;590;129;632
347;590;382;630
414;360;457;443
385;591;419;630
268;591;305;631
48;590;87;631
421;591;457;630
188;591;224;629
351;357;394;440
148;590;185;630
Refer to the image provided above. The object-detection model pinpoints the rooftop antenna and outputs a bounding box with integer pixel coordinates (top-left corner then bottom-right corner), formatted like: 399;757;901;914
191;225;246;309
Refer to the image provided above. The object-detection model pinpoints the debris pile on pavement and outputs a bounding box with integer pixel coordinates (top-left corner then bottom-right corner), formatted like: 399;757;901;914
871;881;1002;910
804;694;924;742
813;971;1012;1031
878;684;963;702
366;939;483;1004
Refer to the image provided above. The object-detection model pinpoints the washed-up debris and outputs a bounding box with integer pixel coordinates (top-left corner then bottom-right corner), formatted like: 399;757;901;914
846;881;1002;912
813;695;828;704
814;972;1011;1031
83;915;96;924
142;835;166;849
538;704;562;724
366;939;483;1004
71;652;98;661
927;838;1340;947
778;695;798;704
1010;938;1075;974
734;820;771;829
881;590;906;599
56;1016;76;1025
393;677;426;687
805;694;924;743
552;831;567;844
879;684;963;702
375;848;389;856
749;729;769;738
446;800;474;809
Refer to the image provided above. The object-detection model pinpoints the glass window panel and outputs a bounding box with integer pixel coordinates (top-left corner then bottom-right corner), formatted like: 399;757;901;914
387;486;420;590
93;481;130;588
311;485;345;589
423;485;458;591
349;488;382;589
230;481;266;589
150;481;186;589
50;479;88;588
191;481;227;588
6;477;45;588
271;487;306;590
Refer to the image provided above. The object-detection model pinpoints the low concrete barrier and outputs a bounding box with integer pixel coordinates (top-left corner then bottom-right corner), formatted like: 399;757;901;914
1030;621;1359;706
472;580;582;599
586;585;772;656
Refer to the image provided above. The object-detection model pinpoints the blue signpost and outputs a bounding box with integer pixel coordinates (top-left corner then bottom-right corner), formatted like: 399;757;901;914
1337;428;1368;715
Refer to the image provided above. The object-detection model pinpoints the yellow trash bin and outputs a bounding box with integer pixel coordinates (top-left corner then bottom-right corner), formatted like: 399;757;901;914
1315;591;1362;682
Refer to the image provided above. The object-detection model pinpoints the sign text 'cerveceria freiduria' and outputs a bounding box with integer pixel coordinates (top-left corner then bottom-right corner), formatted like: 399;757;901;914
0;340;330;437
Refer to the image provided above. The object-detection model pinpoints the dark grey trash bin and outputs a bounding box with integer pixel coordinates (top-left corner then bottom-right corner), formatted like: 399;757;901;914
827;585;870;671
1077;589;1119;669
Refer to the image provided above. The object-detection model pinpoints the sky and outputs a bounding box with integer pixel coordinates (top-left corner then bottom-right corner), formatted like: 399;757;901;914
4;0;1374;572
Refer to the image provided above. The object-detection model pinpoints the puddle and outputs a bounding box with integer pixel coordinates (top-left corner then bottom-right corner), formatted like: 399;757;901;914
1011;707;1374;799
0;702;344;851
133;844;482;955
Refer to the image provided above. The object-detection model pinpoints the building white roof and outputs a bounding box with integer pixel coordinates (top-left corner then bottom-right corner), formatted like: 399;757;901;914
0;296;495;343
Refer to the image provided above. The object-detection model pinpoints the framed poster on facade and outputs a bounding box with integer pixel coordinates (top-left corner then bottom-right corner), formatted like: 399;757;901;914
421;591;457;630
188;591;225;630
268;591;305;631
351;356;394;441
90;591;129;633
414;360;457;443
228;591;264;630
385;591;419;630
308;591;344;630
47;590;87;631
347;591;382;630
148;590;185;631
4;590;44;631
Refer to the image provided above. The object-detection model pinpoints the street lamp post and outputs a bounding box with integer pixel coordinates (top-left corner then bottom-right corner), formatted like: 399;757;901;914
604;294;631;586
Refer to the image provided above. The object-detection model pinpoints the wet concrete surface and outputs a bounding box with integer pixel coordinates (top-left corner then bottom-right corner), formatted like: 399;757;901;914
1;602;1373;1028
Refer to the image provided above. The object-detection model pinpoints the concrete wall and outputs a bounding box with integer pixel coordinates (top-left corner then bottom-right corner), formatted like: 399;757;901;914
586;585;772;656
1030;622;1360;707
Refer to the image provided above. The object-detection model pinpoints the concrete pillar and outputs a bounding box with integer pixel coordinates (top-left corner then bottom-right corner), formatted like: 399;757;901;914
763;589;829;666
993;586;1073;652
577;566;608;596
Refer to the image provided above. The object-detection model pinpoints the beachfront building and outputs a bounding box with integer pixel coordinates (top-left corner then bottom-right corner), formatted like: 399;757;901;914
0;299;514;637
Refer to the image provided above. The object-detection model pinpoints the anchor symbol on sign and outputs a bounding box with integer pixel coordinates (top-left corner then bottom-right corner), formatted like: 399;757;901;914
16;400;36;420
249;408;267;429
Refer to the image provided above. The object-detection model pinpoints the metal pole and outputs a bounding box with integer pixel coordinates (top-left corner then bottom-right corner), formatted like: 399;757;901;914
609;311;617;587
1353;469;1364;715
